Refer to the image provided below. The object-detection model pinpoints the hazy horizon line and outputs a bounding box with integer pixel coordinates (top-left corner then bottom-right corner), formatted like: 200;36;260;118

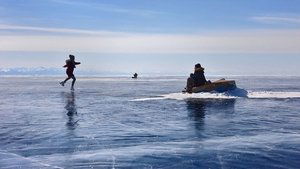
1;67;299;77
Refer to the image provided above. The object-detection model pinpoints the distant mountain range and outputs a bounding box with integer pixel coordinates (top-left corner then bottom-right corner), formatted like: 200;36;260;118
0;67;293;76
0;67;222;76
0;67;62;75
0;67;129;76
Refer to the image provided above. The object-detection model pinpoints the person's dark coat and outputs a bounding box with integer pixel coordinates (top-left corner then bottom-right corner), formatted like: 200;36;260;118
64;59;80;77
192;67;207;86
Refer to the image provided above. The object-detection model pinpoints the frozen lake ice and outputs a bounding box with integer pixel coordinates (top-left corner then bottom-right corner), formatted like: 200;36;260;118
0;76;300;168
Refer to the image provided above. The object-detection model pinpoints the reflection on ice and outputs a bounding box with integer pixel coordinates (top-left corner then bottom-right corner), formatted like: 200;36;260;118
186;99;236;132
62;92;79;130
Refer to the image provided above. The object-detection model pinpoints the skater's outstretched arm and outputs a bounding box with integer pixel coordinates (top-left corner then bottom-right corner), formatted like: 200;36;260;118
75;62;81;65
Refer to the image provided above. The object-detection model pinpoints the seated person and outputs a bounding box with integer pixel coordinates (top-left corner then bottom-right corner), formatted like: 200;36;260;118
192;63;207;86
185;73;195;93
132;73;138;78
185;63;208;93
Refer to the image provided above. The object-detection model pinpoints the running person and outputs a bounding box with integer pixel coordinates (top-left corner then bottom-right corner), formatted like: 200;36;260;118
60;55;81;90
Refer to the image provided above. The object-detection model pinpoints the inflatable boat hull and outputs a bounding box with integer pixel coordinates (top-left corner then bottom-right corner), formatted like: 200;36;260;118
192;80;237;93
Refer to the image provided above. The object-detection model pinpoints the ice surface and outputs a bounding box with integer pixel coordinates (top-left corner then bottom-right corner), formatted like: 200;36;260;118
1;76;300;168
0;151;63;169
247;91;300;99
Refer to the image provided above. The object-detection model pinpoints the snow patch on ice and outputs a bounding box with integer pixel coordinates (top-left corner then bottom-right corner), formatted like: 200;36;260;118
132;89;300;101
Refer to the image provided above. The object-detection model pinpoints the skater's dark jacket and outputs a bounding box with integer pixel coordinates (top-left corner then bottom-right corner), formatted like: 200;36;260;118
64;59;80;77
64;59;80;69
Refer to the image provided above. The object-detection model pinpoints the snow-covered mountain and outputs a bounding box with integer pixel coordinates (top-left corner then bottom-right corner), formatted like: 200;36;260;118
0;67;63;75
0;67;127;76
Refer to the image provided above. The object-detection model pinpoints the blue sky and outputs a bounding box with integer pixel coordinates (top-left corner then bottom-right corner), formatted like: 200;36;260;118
0;0;300;75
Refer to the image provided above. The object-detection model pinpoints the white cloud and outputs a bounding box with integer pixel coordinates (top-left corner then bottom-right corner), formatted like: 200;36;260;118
0;24;128;36
50;0;164;17
252;16;300;24
0;25;300;54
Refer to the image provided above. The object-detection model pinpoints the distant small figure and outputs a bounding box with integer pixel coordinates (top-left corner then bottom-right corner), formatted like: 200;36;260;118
60;55;81;91
132;73;138;79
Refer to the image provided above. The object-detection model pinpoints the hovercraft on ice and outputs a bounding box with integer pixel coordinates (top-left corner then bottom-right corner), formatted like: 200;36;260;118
183;79;237;93
183;63;237;94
